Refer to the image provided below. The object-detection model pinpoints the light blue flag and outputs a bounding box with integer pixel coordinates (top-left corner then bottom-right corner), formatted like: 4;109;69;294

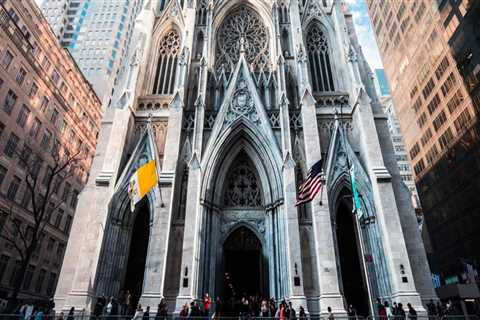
350;164;362;214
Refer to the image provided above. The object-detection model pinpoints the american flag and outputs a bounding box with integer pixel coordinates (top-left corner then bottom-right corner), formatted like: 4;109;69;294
295;159;324;206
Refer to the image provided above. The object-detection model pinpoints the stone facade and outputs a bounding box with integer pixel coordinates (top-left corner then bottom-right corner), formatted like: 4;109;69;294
0;0;101;304
55;0;436;316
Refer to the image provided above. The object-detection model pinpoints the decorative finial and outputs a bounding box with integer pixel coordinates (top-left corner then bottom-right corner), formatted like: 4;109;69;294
239;36;246;54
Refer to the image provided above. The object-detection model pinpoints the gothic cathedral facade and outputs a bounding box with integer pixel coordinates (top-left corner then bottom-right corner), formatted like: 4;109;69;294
54;0;437;315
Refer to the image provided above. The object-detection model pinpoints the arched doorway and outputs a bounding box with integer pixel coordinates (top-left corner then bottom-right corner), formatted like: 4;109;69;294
123;199;150;310
223;226;264;299
335;190;370;316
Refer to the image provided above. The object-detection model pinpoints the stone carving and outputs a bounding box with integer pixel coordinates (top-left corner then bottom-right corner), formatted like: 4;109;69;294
215;6;269;72
224;75;260;125
224;160;262;207
159;30;181;56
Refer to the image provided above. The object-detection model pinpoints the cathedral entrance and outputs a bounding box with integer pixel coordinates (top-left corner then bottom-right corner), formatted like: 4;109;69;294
222;226;264;299
336;192;370;317
123;200;150;308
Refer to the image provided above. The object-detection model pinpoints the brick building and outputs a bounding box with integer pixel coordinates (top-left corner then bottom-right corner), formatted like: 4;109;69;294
0;0;101;304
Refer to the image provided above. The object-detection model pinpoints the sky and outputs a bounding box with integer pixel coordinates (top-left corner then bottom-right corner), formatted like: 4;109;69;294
345;0;384;70
33;0;383;69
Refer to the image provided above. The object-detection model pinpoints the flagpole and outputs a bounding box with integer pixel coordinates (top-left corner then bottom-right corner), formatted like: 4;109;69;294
338;105;375;316
147;113;165;208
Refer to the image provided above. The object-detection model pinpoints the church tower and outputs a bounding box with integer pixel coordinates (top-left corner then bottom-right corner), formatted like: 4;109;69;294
54;0;436;315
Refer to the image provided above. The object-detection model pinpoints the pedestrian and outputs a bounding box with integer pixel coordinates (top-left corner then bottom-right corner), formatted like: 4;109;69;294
288;301;296;320
126;291;133;315
426;300;436;318
67;307;75;320
260;299;269;317
407;303;417;320
142;306;150;320
132;304;144;320
397;303;406;320
392;302;398;318
384;302;392;319
327;307;334;320
298;306;307;320
58;312;65;320
347;305;357;319
377;299;387;320
34;309;45;320
214;297;222;319
155;299;168;320
179;303;189;318
119;290;126;315
203;293;211;317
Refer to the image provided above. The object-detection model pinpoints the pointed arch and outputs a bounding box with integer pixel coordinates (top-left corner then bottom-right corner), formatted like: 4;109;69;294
202;119;283;208
305;20;335;93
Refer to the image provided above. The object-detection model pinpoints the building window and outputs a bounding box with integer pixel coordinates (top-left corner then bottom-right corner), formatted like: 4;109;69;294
51;69;60;84
422;78;435;100
1;50;14;69
438;127;454;150
447;89;464;114
15;67;27;86
40;129;52;150
426;94;441;115
16;105;30;128
420;128;433;146
413;158;425;175
54;209;63;228
453;109;472;133
440;72;456;97
62;182;71;202
417;112;428;128
409;143;421;159
50;108;59;124
34;269;46;293
46;272;56;295
426;145;439;165
64;215;72;234
4;133;20;158
70;190;79;209
7;176;21;201
0;255;10;283
47;237;55;251
306;23;335;93
435;56;450;80
433;111;447;132
22;265;35;290
3;89;17;115
0;165;7;187
56;243;65;256
40;96;49;113
29;82;38;98
152;30;180;95
29;117;41;138
9;261;21;286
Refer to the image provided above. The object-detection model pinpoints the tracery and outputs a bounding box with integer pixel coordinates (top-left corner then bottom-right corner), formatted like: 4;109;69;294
215;6;270;72
152;29;181;95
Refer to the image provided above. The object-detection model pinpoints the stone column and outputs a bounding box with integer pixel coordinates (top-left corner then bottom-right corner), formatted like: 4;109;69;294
353;90;424;310
277;53;307;309
300;90;345;315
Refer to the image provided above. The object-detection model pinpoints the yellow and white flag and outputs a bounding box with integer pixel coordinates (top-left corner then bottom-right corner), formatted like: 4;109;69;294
128;160;158;212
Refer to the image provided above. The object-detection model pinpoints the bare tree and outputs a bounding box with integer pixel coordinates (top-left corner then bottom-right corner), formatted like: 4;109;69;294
1;138;83;311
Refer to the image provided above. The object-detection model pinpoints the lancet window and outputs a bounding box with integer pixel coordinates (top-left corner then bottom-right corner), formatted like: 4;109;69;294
196;0;208;26
152;30;181;95
215;6;270;72
306;23;335;93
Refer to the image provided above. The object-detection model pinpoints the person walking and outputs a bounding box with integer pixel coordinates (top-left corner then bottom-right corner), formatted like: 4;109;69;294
132;305;144;320
155;299;168;320
407;304;417;320
288;302;296;320
67;307;75;320
126;291;133;315
179;303;189;319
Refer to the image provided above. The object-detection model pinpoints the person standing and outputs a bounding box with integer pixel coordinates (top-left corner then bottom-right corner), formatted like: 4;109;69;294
67;307;75;320
126;291;133;315
119;290;126;315
142;306;150;320
288;301;296;320
327;307;334;320
155;299;168;320
397;303;406;320
179;303;189;319
34;309;45;320
298;306;307;320
407;303;417;320
203;293;211;317
347;305;357;319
